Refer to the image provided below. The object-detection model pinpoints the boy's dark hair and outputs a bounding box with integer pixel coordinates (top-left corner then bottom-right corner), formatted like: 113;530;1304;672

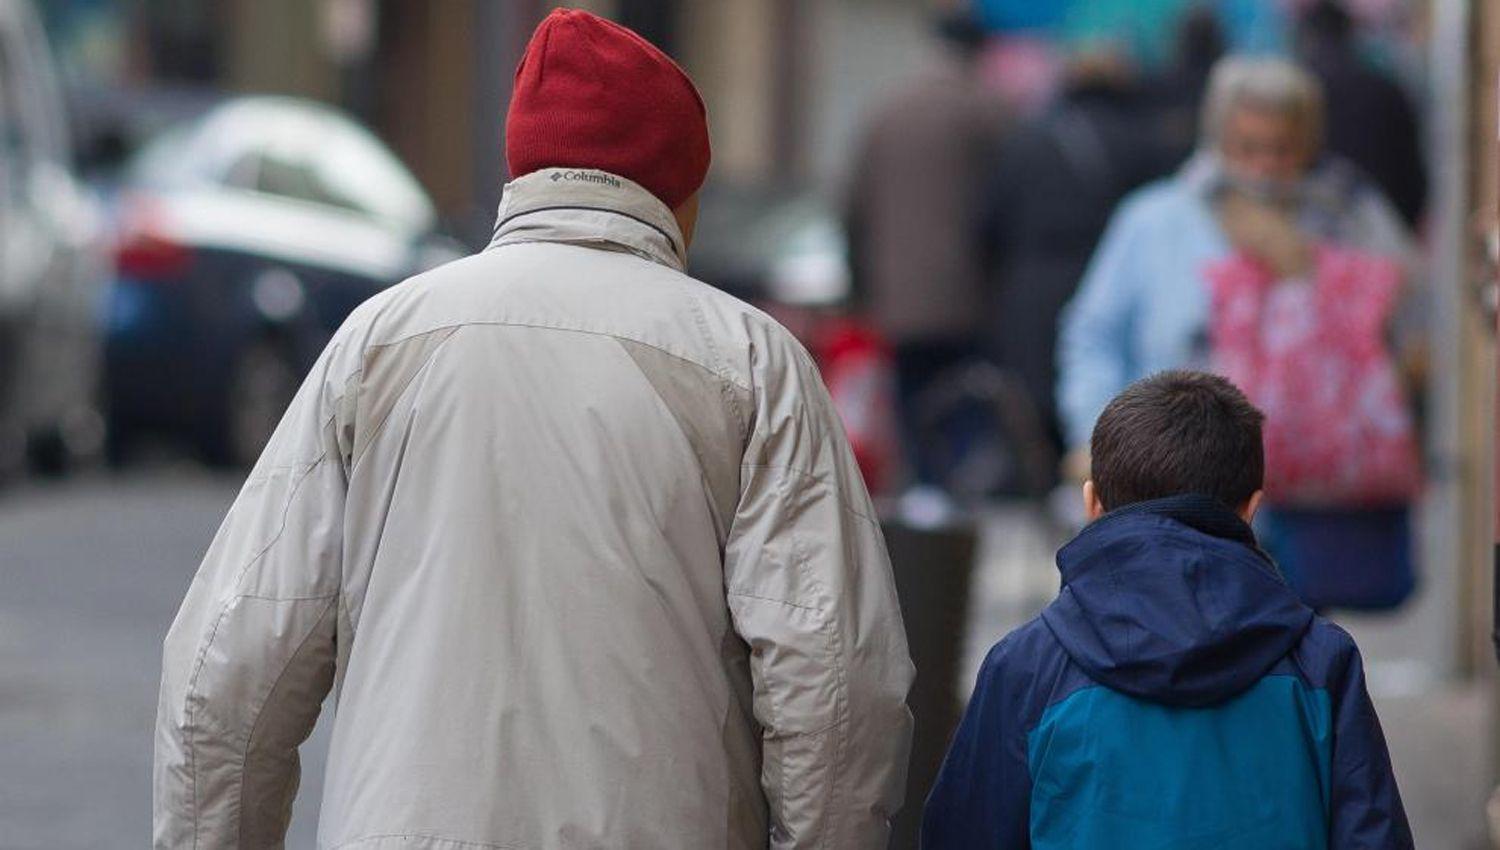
1090;370;1265;511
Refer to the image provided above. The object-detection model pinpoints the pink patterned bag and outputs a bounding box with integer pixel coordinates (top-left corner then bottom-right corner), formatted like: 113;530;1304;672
1206;245;1421;507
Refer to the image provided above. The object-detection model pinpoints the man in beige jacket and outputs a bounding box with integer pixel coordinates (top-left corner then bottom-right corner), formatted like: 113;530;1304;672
153;9;913;850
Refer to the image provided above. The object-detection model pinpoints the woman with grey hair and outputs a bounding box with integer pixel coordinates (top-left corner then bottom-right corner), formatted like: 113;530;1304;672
1057;54;1423;611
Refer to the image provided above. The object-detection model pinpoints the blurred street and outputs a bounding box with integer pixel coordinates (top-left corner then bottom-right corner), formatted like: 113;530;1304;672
0;471;331;848
1;471;1490;848
0;0;1495;847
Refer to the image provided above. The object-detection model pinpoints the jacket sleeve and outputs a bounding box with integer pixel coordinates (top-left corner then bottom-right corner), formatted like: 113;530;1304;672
922;638;1031;849
1327;632;1415;849
153;339;358;849
724;337;915;849
1055;194;1146;449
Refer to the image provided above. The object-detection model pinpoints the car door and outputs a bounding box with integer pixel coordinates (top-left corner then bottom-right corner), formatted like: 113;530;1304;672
0;0;102;446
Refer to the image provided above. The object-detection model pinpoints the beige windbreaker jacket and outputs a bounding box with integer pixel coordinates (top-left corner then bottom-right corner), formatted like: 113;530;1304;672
153;168;915;850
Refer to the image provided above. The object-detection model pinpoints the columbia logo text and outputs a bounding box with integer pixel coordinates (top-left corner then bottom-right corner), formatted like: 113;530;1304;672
552;170;622;188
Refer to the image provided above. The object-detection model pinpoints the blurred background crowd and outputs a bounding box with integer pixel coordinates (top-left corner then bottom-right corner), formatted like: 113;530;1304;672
0;0;1498;847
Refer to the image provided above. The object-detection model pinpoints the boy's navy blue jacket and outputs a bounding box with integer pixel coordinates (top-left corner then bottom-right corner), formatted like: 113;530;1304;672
922;495;1413;849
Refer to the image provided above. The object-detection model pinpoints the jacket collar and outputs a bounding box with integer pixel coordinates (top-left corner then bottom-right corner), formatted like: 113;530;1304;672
1096;493;1262;554
1071;493;1281;578
488;168;686;271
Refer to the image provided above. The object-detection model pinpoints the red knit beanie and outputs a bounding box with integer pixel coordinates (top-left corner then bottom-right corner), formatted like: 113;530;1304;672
505;8;711;210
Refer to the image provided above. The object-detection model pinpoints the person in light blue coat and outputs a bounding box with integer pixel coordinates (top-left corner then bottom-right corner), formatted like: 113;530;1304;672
1055;55;1420;610
1058;57;1413;451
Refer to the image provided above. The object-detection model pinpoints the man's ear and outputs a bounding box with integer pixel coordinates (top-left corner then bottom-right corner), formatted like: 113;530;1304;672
1238;489;1264;524
672;191;700;252
1083;480;1107;521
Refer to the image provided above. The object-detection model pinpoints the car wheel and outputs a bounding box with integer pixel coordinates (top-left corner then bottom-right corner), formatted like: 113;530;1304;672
27;428;69;476
0;324;22;486
104;419;136;469
216;338;300;469
29;407;106;477
0;421;23;487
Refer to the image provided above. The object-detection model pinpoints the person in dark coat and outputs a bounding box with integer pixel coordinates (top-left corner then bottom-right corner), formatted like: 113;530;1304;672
1296;0;1426;227
923;371;1412;849
981;49;1173;462
1151;4;1230;165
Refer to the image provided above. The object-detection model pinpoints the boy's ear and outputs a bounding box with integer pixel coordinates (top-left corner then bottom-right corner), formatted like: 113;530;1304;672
1239;490;1265;524
1083;480;1107;521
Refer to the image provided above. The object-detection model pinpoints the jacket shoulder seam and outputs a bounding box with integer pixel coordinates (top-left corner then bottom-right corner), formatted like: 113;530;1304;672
686;292;750;438
359;318;752;393
349;326;460;472
613;333;752;413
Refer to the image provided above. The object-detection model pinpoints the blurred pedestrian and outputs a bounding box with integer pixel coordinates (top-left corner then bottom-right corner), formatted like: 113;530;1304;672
1296;0;1427;227
154;10;914;850
923;371;1413;849
982;46;1173;466
1151;4;1229;165
846;11;1007;488
1057;56;1423;611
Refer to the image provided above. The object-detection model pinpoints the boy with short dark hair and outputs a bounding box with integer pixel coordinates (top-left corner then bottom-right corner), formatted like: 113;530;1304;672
923;370;1413;849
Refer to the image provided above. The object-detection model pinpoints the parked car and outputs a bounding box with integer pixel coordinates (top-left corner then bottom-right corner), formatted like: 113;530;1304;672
103;96;465;467
0;0;108;479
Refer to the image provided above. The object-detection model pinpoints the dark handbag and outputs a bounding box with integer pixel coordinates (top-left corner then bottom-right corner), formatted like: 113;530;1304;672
1259;506;1415;611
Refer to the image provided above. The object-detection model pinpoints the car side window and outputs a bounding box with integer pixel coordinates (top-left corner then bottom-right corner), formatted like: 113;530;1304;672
307;117;434;232
254;151;347;210
221;148;262;192
249;134;408;224
191;103;435;234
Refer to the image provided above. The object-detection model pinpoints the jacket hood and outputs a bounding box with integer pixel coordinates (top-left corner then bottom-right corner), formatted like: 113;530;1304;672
1041;494;1314;707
